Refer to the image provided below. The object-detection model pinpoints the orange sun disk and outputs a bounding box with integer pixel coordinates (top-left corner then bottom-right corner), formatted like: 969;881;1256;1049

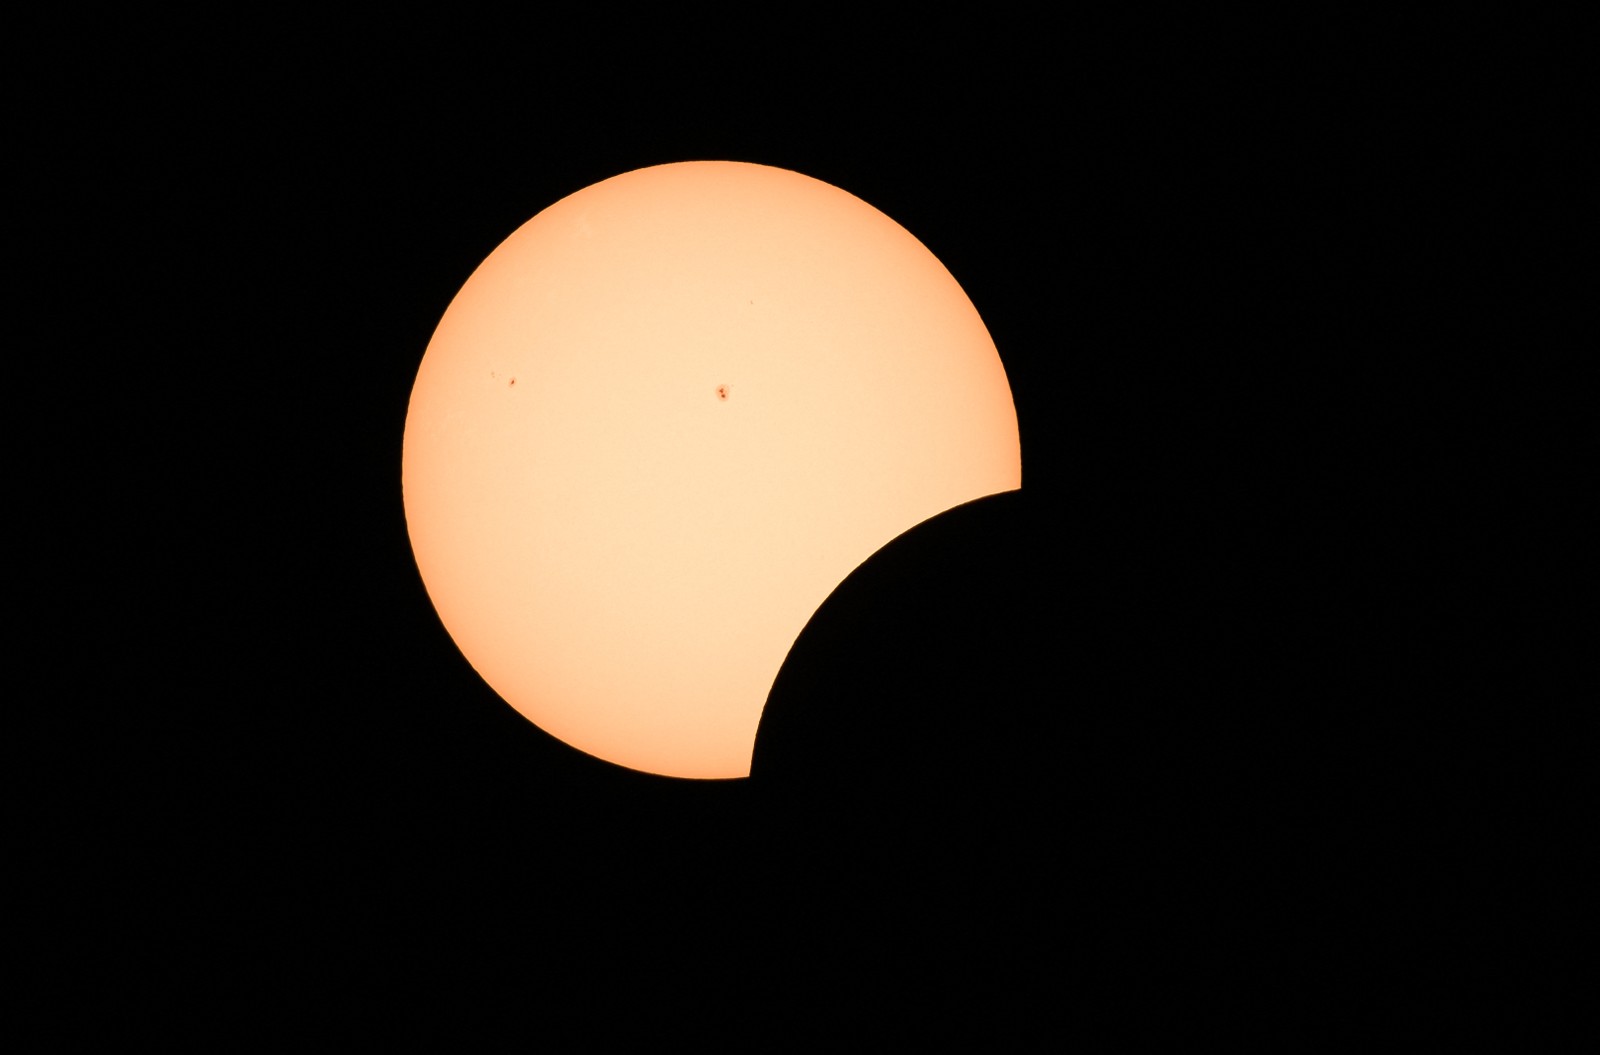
403;161;1020;779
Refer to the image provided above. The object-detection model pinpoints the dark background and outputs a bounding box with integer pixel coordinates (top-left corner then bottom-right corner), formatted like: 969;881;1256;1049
20;13;1569;1043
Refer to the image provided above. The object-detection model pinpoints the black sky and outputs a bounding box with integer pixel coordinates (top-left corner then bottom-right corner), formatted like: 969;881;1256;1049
21;15;1559;1042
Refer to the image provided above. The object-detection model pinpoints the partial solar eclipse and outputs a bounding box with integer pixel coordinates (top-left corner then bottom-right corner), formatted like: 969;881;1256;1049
403;161;1020;779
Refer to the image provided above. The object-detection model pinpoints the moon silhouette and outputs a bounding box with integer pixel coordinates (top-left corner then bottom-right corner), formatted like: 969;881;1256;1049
402;161;1020;778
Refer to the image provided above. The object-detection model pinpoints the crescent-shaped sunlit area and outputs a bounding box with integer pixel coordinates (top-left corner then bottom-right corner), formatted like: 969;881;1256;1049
403;161;1020;778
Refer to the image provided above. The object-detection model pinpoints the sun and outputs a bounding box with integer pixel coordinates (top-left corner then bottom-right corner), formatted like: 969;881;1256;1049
403;161;1020;778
